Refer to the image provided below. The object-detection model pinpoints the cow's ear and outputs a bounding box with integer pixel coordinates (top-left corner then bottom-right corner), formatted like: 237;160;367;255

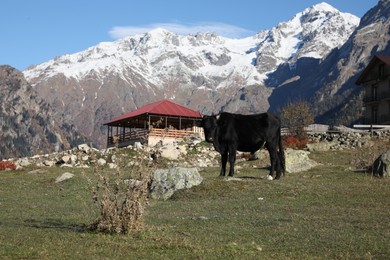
216;113;221;120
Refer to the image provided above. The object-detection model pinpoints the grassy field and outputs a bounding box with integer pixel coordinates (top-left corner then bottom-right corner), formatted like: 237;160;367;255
1;149;390;259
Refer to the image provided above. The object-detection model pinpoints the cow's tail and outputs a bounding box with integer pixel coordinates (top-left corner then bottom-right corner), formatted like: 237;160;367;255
278;127;286;174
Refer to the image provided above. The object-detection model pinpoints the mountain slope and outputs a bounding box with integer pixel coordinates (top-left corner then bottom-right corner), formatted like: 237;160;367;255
0;66;85;159
267;0;390;125
23;2;359;148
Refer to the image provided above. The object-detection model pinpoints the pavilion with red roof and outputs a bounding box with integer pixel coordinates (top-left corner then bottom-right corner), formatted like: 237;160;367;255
104;100;203;147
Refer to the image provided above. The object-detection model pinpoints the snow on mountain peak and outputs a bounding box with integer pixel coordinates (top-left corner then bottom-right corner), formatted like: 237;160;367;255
310;2;338;13
23;2;359;88
253;2;359;73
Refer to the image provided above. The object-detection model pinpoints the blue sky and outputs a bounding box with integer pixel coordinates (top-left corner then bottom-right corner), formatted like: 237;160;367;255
1;0;378;71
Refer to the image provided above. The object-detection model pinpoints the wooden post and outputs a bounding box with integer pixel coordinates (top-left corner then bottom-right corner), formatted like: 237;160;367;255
107;125;110;147
370;123;373;137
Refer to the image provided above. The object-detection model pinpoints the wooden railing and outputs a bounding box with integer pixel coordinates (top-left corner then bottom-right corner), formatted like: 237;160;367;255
149;128;194;139
107;129;148;146
108;128;199;147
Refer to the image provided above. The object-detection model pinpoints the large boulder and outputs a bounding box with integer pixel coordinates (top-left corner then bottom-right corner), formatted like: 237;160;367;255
149;167;203;200
372;149;390;177
285;148;318;173
159;142;187;160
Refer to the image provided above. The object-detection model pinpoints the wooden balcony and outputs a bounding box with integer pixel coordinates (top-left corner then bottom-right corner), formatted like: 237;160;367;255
107;127;202;148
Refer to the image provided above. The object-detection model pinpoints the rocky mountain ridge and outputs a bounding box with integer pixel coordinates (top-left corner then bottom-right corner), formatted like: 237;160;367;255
22;2;360;148
0;65;85;160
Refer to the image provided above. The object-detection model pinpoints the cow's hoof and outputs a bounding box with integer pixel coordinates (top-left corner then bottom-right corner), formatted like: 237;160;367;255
267;175;274;181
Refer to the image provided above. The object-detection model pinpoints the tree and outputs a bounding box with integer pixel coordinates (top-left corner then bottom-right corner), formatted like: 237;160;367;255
280;101;314;139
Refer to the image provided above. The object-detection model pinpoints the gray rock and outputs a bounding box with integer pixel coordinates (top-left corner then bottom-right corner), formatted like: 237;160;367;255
160;142;187;160
61;155;71;163
108;163;117;169
15;157;30;168
372;149;390;177
43;160;55;167
78;143;91;153
97;158;106;166
55;172;74;183
285;148;318;173
28;169;47;174
149;167;203;200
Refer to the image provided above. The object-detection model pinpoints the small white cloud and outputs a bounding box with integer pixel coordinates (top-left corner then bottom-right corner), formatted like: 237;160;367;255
109;22;255;39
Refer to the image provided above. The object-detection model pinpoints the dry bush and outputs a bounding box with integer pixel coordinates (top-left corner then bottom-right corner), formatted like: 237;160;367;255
88;153;153;234
351;137;390;173
280;101;314;139
282;135;308;149
0;161;16;171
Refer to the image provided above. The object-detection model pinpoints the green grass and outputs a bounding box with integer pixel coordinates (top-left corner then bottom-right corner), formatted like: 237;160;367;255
1;150;390;259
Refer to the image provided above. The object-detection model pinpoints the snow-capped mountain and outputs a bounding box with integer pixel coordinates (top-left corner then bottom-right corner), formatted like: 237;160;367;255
270;0;390;126
255;2;359;73
23;2;360;148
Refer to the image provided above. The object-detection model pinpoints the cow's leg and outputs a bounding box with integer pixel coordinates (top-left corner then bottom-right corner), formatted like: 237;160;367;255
275;154;282;180
220;152;228;176
265;142;278;179
228;147;236;177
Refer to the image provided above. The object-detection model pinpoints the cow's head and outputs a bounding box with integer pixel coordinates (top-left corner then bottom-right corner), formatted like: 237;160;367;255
201;115;218;143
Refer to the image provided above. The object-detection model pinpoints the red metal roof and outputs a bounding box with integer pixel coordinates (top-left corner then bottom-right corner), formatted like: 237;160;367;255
105;100;202;125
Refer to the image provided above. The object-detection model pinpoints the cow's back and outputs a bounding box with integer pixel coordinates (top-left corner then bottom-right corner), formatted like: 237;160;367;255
218;112;280;152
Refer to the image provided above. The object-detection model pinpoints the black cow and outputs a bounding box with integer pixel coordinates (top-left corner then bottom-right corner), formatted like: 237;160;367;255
201;112;285;179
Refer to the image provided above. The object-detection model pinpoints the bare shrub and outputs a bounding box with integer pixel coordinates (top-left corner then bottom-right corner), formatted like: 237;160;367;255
351;137;390;173
88;152;153;234
280;101;314;139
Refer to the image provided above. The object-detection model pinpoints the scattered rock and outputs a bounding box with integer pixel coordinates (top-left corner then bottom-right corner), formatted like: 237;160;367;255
285;148;318;173
108;163;117;169
15;157;30;168
62;155;71;163
55;172;74;183
28;169;47;174
97;158;106;166
124;179;142;188
5;130;390;177
159;142;187;160
43;160;55;167
225;177;243;181
134;142;143;149
78;144;91;153
149;167;203;200
372;149;390;177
